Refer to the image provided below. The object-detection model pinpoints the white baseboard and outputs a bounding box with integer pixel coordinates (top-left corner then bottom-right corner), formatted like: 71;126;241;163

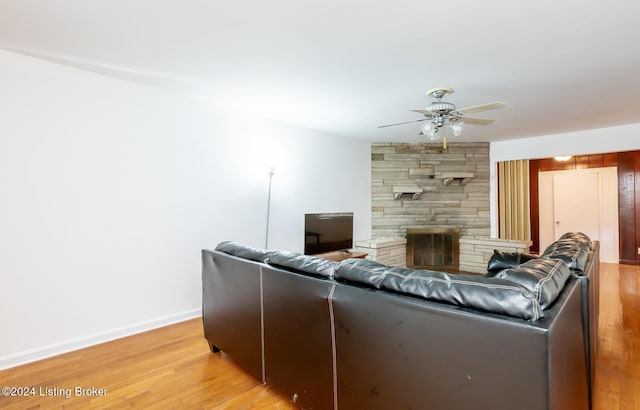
0;308;201;371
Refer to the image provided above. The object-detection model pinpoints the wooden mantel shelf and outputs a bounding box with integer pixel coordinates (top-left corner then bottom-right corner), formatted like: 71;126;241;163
441;172;474;186
392;186;423;200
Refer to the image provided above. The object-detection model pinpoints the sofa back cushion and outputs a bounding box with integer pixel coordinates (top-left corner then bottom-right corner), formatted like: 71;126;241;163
494;258;571;309
267;251;337;279
557;231;592;247
215;241;272;263
337;259;542;321
335;258;389;289
541;232;591;275
487;250;539;274
379;267;543;321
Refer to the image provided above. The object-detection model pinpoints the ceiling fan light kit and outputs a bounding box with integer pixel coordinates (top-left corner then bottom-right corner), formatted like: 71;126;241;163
379;87;506;147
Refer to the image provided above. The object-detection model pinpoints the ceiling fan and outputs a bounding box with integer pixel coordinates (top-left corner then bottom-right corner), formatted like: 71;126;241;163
379;87;506;146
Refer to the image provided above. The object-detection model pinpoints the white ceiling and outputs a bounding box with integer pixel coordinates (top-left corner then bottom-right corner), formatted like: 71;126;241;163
1;0;639;143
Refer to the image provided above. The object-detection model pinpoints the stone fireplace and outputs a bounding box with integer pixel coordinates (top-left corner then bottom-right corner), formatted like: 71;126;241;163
361;142;492;268
371;142;490;237
371;143;491;239
357;142;535;271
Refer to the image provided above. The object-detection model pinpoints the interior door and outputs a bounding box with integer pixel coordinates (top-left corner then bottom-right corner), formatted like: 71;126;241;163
538;167;619;262
552;172;600;240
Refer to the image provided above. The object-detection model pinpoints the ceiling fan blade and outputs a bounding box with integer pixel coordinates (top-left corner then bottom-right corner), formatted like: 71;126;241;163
410;109;435;116
378;118;430;128
458;102;506;115
460;117;495;125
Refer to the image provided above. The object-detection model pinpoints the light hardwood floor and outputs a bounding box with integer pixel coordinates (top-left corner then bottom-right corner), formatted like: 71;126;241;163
593;263;640;409
1;263;638;409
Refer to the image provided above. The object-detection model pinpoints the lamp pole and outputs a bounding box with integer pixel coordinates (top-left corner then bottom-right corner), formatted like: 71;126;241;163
265;167;275;249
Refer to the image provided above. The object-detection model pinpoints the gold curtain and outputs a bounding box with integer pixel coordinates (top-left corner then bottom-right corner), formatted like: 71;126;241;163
498;159;531;241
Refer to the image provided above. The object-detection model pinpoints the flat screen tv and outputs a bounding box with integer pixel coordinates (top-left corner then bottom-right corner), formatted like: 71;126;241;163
304;212;353;255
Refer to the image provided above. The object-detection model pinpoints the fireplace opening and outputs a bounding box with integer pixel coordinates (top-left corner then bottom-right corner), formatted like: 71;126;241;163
406;227;459;269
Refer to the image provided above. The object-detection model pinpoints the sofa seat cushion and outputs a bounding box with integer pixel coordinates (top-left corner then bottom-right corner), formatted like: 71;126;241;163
487;250;538;274
541;232;591;275
494;258;571;309
215;241;272;263
267;251;337;279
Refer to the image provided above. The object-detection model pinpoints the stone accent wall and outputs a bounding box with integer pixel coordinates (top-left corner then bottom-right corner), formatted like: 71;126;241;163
355;238;407;267
459;237;532;274
371;142;490;238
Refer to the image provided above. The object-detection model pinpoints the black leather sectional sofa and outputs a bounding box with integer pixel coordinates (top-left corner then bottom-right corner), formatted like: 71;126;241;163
201;232;599;410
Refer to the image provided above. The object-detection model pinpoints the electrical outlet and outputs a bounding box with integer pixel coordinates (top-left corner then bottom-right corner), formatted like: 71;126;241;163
637;247;640;255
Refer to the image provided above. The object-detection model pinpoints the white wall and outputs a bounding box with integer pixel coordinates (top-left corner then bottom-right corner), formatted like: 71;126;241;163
0;50;371;369
489;123;640;236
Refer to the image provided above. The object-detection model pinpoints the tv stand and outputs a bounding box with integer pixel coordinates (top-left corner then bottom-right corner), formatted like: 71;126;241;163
313;250;368;262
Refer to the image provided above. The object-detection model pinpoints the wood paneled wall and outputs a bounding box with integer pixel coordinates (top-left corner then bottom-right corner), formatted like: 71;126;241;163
529;151;640;264
617;152;640;264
